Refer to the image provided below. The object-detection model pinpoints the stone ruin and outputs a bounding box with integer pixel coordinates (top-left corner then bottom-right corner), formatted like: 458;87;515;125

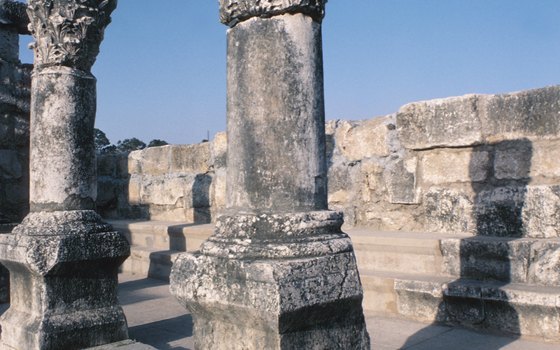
0;0;371;349
0;0;559;348
0;0;129;348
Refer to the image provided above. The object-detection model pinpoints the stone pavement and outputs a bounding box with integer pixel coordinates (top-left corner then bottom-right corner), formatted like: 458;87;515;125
116;273;559;350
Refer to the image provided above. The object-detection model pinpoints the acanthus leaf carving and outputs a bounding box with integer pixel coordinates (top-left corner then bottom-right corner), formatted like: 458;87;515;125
27;0;117;72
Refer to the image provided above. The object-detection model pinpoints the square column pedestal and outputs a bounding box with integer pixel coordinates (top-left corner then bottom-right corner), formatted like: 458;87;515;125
171;211;370;349
0;211;130;350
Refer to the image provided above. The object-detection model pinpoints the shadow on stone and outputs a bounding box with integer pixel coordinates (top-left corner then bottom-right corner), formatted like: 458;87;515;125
192;173;212;224
401;138;532;348
128;314;193;350
118;277;168;306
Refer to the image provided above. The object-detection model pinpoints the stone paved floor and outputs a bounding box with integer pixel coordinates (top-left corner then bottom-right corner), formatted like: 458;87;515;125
119;273;559;350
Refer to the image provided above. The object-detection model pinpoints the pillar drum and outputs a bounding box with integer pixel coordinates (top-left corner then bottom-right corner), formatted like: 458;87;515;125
0;1;130;349
29;67;97;212
171;1;370;348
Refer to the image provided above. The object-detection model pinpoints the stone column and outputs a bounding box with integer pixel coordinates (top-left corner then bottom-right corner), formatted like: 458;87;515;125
0;1;130;349
171;1;370;348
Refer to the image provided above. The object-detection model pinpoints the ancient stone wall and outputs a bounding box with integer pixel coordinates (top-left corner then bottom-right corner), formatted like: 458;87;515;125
97;85;560;237
0;1;31;224
97;132;227;223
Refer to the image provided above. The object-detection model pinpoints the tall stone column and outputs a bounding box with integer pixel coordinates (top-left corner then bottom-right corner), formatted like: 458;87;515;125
0;1;130;349
171;1;370;348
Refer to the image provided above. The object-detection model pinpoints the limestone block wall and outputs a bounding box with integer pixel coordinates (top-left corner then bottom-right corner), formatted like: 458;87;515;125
0;58;31;224
96;85;560;238
97;133;227;223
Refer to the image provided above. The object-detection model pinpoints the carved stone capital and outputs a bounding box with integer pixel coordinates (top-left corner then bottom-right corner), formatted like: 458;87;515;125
219;0;326;27
27;0;117;72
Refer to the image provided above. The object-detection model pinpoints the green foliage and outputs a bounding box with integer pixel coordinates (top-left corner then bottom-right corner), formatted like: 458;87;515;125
148;139;168;148
94;128;111;153
117;138;146;153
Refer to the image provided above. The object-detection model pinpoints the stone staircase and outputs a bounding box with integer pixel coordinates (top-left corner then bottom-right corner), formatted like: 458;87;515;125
109;220;560;341
110;220;213;281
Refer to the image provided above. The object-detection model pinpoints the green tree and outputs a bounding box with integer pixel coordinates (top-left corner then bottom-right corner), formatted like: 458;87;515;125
94;128;111;153
148;139;168;148
116;138;146;153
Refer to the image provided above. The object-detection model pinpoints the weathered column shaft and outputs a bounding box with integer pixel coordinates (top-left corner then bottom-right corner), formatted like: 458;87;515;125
30;68;97;211
171;1;370;349
226;12;327;213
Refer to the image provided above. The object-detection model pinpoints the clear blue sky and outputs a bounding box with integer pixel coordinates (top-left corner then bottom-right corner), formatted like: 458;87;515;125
19;0;560;146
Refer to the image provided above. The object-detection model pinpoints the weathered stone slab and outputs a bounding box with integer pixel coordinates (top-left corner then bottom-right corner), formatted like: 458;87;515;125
441;237;531;283
210;132;227;169
493;139;532;180
531;139;560;179
140;175;194;207
424;188;475;234
480;86;560;142
0;211;130;349
170;143;211;174
397;95;483;150
420;149;489;184
528;241;560;286
385;157;419;204
336;117;391;161
395;279;446;323
522;185;560;238
474;186;528;237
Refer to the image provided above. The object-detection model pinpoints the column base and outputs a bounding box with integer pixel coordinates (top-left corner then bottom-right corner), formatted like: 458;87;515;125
171;211;370;349
0;210;130;350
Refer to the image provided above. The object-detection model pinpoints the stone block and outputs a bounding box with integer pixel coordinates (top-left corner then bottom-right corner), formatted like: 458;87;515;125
424;188;475;233
210;168;227;213
140;175;194;207
211;132;227;169
127;151;142;175
397;94;483;150
493;139;532;180
420;149;489;184
337;117;391;160
395;279;446;323
0;211;130;349
170;143;211;174
528;241;560;286
0;149;21;179
531;140;560;179
172;249;369;349
134;146;171;176
192;174;212;208
480;86;560;141
522;185;560;238
441;237;531;283
471;187;519;237
127;175;142;204
360;159;385;203
385;157;419;204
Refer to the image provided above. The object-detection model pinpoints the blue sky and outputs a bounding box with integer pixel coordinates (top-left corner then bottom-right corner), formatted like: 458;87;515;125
19;1;560;145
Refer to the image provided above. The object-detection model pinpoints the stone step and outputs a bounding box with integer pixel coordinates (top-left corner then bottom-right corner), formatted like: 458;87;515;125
109;220;213;252
359;269;451;317
348;229;468;275
394;275;560;341
441;236;560;286
120;246;183;282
